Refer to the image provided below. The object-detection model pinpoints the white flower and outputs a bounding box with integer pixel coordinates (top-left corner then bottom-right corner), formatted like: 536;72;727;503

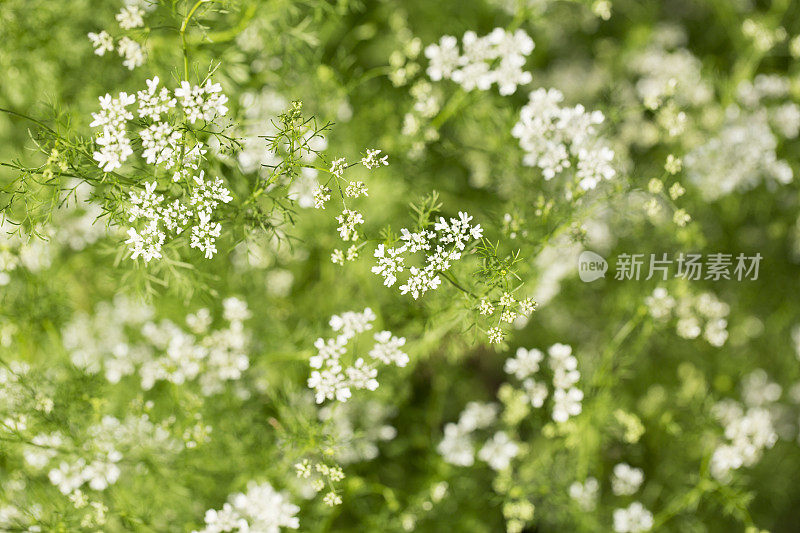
398;265;440;299
645;287;675;319
374;210;481;301
335;209;364;241
772;102;800;138
194;481;300;533
90;91;136;171
512;88;615;190
494;55;533;96
308;309;404;405
487;327;504;344
400;228;434;253
93;129;134;172
504;347;544;380
140;122;181;165
519;297;537;315
710;401;777;481
322;492;342;507
452;60;493;91
372;244;405;287
222;297;251;323
189;171;234;214
308;367;351;404
611;463;645;496
116;5;145;29
478;431;519;471
552;387;583;422
190;212;223;259
310;336;348;369
125;221;164;263
569;477;599;511
437;423;474;466
522;378;548;408
117;37;145;70
329;158;347;179
576;145;616;190
478;299;495;315
88;31;114;56
361;149;389;169
709;444;743;481
329;308;375;339
686;108;792;200
424;35;460;81
312;186;331;209
175;80;229;124
458;402;498;432
345;181;368;198
369;331;409;367
425;29;534;95
346;358;379;391
136;77;177;120
553;364;580;389
613;502;654;533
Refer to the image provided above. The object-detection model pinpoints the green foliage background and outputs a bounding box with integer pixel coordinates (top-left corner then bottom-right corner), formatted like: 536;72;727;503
1;0;800;531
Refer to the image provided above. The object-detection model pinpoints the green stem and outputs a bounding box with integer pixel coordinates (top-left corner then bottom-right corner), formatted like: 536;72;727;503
430;90;469;130
180;0;210;81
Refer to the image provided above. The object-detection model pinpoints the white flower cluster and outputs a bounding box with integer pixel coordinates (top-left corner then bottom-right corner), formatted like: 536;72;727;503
645;287;729;347
709;381;779;482
193;481;300;533
372;211;483;299
88;4;147;70
90;91;136;172
400;80;443;157
613;502;654;533
611;463;645;496
424;29;534;95
437;402;519;470
313;150;388;209
88;31;145;70
125;171;232;262
361;148;389;169
630;40;712;109
568;477;599;511
686;95;794;200
330;244;359;265
481;292;537;344
307;308;408;404
92;79;230;263
335;209;364;241
175;80;230;124
63;296;251;395
503;343;583;422
315;151;391;260
28;415;180;497
512;88;616;191
90;76;228;173
294;460;346;506
741;369;782;407
116;5;145;30
477;430;520;471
